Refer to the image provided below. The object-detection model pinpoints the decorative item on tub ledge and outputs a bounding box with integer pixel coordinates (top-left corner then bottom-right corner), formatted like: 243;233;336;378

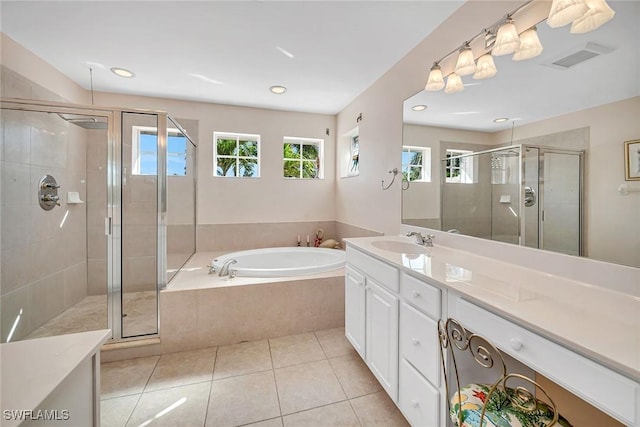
313;229;324;247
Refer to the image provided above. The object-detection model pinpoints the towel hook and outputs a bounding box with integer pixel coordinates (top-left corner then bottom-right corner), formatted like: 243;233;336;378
381;168;398;190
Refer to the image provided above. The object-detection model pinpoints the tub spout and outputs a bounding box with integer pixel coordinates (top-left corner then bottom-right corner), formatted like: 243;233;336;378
219;259;238;277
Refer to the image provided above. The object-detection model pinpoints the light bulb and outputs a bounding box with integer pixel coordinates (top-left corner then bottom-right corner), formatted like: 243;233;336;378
513;27;544;61
473;54;497;79
492;18;521;56
570;0;615;33
454;44;476;76
444;73;464;94
425;63;445;91
547;0;589;28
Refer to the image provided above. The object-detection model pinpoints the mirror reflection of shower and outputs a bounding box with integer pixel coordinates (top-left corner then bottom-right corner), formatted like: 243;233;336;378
441;144;583;256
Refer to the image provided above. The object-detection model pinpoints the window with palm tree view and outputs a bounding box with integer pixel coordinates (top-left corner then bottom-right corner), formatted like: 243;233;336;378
401;146;430;182
214;132;260;177
283;137;323;179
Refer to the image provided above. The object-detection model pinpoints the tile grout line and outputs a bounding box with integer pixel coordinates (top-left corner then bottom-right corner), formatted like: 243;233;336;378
202;346;219;427
267;337;285;422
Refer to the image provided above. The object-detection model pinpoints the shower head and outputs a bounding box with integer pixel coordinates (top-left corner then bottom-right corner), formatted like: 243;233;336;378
57;113;108;130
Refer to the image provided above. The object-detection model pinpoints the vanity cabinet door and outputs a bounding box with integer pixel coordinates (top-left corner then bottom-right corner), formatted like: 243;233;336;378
345;266;366;358
366;278;399;401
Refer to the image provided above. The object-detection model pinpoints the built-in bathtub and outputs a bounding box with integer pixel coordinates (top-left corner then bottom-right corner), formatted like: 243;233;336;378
159;248;345;353
211;247;346;277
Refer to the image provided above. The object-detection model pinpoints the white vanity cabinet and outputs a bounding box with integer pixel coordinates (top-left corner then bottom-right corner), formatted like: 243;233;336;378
398;273;442;427
345;246;400;400
345;246;443;422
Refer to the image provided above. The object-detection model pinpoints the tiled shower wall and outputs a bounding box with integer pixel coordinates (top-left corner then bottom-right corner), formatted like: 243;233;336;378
1;67;89;342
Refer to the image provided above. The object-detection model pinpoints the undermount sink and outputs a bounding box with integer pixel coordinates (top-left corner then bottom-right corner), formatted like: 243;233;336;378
371;240;430;254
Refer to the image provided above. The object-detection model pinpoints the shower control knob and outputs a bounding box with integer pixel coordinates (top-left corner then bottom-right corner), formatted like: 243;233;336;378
41;182;60;189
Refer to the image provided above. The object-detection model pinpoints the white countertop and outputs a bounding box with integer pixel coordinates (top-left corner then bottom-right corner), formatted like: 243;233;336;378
1;329;111;426
345;235;640;381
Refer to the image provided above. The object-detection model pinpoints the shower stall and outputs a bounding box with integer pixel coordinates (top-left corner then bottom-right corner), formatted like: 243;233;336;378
0;98;196;343
441;145;584;256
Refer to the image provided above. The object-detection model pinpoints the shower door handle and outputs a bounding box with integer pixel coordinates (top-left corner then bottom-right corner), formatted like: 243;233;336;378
105;217;112;236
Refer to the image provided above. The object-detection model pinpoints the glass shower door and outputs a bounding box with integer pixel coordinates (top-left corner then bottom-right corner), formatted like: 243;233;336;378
540;151;582;256
120;112;160;337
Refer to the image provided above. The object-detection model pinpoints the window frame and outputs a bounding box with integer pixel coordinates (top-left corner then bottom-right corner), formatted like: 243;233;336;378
132;125;187;176
213;132;261;178
445;149;475;184
401;145;431;182
282;136;324;179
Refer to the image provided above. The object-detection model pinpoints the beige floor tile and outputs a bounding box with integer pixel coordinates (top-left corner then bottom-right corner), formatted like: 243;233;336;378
145;346;217;392
244;418;283;427
329;353;382;398
100;394;139;427
101;356;159;399
206;370;281;427
274;359;347;415
269;332;326;368
314;327;356;358
350;391;410;427
283;401;360;427
213;339;272;380
125;382;210;427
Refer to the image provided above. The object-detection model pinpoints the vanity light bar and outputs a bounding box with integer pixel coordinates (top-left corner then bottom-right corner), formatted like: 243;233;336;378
424;0;615;93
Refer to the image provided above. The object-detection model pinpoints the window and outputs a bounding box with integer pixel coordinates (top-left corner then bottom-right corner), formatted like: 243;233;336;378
214;132;260;178
283;137;323;179
402;146;431;182
132;126;187;176
445;149;474;183
349;134;359;175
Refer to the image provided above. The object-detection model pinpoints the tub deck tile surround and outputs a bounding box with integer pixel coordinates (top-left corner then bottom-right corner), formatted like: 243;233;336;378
100;328;409;427
160;251;345;354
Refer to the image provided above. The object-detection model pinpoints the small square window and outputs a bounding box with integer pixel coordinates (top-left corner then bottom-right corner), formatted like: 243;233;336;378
283;137;324;179
214;132;260;178
402;146;431;182
132;126;187;176
445;149;474;183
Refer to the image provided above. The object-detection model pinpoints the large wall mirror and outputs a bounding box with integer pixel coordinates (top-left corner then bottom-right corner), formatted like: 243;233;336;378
401;1;639;268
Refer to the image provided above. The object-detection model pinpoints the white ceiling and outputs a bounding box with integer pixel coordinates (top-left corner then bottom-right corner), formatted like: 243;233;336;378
0;1;464;115
403;1;640;132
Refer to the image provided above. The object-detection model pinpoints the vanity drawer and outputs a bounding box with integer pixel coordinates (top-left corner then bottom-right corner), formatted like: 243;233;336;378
455;298;638;426
346;246;399;293
400;272;440;319
399;358;440;427
400;302;440;385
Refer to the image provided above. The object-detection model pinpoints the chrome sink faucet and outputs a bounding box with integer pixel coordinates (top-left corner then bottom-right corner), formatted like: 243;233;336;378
406;231;435;247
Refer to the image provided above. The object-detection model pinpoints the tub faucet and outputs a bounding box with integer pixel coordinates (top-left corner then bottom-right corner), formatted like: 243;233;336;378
406;231;435;247
219;259;237;277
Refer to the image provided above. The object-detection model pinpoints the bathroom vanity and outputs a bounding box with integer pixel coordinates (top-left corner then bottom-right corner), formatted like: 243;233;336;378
344;236;640;426
1;329;110;427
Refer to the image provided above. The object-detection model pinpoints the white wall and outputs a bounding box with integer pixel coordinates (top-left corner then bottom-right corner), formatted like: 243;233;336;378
94;92;337;226
335;2;523;235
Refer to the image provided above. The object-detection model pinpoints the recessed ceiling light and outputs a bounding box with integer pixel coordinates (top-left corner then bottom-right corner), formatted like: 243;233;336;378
412;105;427;111
270;85;287;94
110;67;135;78
493;117;509;123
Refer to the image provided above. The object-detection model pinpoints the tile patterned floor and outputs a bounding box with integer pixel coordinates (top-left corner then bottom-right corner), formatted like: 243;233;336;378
25;291;157;340
100;327;410;427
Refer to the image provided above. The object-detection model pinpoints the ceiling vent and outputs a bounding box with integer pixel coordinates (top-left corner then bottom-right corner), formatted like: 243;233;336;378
544;42;615;70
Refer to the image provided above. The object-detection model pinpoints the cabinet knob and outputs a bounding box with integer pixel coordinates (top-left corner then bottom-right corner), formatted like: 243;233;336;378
411;399;419;408
411;338;420;346
412;290;421;298
509;338;523;351
358;281;364;287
